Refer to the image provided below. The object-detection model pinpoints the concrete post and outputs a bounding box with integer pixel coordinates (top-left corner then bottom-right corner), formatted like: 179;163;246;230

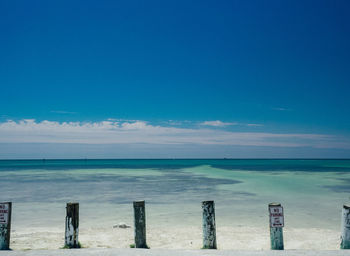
269;203;284;250
202;200;217;249
65;202;80;248
133;201;148;248
0;202;12;250
341;204;350;249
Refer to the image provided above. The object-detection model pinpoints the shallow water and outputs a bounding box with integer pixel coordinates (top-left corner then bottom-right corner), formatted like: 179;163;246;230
0;159;349;249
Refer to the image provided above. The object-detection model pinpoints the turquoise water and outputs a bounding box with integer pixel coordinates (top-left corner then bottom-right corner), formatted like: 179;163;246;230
1;159;350;230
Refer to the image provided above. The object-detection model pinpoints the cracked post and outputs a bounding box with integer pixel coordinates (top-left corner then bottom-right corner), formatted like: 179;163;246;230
268;202;284;250
0;202;12;250
341;204;350;249
65;202;80;248
133;201;148;248
202;200;217;249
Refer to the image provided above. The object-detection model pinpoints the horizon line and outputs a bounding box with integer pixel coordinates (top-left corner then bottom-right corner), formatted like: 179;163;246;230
0;158;349;161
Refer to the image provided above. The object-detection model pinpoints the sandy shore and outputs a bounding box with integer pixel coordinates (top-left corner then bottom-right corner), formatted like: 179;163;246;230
2;248;350;256
9;226;340;251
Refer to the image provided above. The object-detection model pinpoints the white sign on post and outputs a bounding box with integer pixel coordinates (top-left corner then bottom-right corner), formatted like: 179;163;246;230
0;203;9;225
269;205;284;228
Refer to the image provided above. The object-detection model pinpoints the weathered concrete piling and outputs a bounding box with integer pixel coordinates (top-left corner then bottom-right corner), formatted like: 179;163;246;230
65;202;80;248
341;204;350;249
133;201;148;248
0;202;12;250
268;203;284;250
202;200;217;249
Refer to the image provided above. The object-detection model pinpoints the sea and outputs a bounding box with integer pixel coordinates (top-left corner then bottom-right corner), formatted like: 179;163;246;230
1;159;349;250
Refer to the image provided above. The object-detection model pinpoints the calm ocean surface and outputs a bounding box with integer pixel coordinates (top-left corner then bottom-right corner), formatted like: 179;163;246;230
1;159;350;231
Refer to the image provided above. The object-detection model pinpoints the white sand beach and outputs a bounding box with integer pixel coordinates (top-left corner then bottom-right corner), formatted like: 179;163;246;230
2;248;350;256
9;226;340;251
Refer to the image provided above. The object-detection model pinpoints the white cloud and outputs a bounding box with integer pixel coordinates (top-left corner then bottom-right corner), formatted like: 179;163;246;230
107;118;141;122
0;119;349;149
246;123;264;127
200;121;264;127
200;120;237;127
121;121;149;130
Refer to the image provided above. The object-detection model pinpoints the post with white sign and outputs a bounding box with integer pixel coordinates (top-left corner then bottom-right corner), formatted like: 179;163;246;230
341;204;350;249
133;201;148;248
0;202;12;250
202;200;217;249
268;203;284;250
65;202;80;248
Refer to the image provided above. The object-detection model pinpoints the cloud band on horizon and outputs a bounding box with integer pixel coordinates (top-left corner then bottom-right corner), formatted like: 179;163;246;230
0;119;349;150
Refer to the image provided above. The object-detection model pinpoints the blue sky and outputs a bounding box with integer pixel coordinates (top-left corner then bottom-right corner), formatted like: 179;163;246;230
1;0;350;158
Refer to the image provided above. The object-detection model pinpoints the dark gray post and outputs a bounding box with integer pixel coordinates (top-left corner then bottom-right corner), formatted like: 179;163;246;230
133;201;148;248
269;203;284;250
341;204;350;249
65;202;80;248
0;202;12;250
202;200;217;249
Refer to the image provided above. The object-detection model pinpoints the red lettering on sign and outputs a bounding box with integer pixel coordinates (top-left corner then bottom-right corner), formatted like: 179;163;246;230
271;213;283;217
269;206;284;228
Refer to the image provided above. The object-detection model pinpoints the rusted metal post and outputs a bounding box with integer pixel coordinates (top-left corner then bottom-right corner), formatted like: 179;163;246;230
0;202;12;250
65;202;80;248
341;204;350;249
133;201;148;248
269;203;284;250
202;200;217;249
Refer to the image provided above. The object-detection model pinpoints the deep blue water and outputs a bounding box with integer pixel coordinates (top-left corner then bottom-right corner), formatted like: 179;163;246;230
0;159;350;171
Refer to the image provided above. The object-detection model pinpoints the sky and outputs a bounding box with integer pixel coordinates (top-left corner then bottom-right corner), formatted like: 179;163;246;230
1;0;350;158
